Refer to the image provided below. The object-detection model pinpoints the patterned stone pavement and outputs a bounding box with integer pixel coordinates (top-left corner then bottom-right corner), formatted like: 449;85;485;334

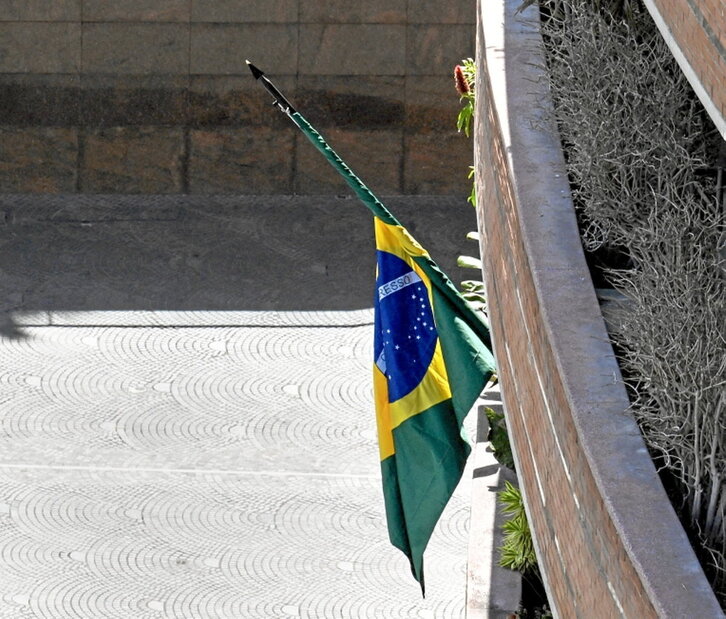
0;196;477;618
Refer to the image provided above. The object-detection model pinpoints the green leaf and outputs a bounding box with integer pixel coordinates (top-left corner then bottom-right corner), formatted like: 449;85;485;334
466;168;477;206
499;481;523;513
457;255;482;270
484;407;514;470
461;293;486;307
498;481;537;572
456;100;474;137
460;279;486;293
460;57;476;86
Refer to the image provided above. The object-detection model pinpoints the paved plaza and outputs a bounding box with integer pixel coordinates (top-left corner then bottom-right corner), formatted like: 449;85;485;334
0;195;477;618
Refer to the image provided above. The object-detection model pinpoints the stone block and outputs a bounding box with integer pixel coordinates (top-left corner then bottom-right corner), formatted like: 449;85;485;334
188;127;294;193
300;1;406;24
191;0;297;23
83;0;190;21
0;0;81;20
0;23;80;73
299;25;406;75
408;0;476;24
81;75;187;127
0;74;81;126
81;127;184;193
188;75;295;128
82;23;189;74
0;127;78;192
296;75;404;129
406;24;475;75
191;24;297;75
405;74;463;132
404;132;472;194
295;128;403;195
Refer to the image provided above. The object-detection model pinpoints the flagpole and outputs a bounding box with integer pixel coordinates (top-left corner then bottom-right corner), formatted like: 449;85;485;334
248;61;496;595
246;60;297;115
246;60;399;227
246;60;492;349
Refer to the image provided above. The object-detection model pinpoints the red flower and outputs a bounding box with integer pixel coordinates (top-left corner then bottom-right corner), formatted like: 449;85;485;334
454;65;470;96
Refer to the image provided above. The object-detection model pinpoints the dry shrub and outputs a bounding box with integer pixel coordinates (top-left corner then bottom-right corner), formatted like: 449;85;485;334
540;0;726;602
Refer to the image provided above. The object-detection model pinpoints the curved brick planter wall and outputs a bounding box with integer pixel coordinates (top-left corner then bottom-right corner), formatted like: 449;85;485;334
473;0;724;616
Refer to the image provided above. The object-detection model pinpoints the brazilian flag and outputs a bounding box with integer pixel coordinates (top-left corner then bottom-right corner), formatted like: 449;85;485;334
373;217;495;593
291;111;496;593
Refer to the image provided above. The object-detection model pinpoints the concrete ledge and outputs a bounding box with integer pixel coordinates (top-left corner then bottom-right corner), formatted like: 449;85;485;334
472;0;723;616
467;390;521;619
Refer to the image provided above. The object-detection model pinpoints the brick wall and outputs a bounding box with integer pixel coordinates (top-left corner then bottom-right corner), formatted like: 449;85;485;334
644;0;725;137
475;51;655;619
473;0;724;616
0;1;474;194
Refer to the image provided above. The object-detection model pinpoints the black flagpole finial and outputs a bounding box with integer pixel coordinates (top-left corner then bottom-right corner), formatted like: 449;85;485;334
246;59;296;115
245;59;264;80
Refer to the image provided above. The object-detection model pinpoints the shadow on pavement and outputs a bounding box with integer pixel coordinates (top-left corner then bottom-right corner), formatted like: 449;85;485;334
0;194;477;316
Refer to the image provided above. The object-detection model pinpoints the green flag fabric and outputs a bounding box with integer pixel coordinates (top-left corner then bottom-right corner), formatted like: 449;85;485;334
291;111;496;594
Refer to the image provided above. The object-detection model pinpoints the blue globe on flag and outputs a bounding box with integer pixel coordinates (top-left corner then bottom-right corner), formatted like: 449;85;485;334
374;251;438;402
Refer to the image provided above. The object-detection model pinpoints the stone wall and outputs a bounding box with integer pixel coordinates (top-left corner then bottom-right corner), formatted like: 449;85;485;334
473;0;724;616
643;0;725;137
0;1;474;194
